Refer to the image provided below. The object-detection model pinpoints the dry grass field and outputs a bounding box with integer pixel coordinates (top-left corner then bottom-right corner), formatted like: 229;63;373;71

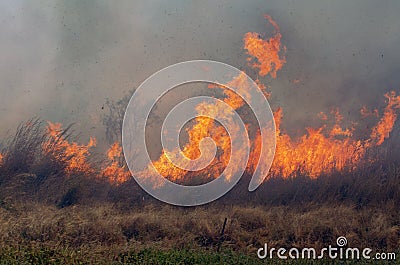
0;201;399;264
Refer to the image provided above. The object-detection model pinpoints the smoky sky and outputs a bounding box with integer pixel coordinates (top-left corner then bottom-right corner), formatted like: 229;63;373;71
0;0;399;148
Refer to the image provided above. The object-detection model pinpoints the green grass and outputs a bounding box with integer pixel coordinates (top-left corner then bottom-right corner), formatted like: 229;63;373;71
117;249;262;265
0;246;87;265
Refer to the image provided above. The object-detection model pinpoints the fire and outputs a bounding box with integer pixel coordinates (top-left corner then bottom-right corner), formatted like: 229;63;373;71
43;15;396;186
244;15;286;78
0;14;393;188
150;107;232;182
16;14;390;189
140;14;400;185
149;72;261;183
102;142;131;184
370;91;400;146
146;17;285;184
360;106;379;118
44;121;96;175
44;122;131;183
271;108;362;178
270;92;399;178
242;16;399;179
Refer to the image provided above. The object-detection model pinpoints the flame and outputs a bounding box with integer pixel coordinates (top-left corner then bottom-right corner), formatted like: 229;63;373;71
244;15;286;78
150;102;233;182
270;91;399;178
271;108;363;178
45;123;131;184
102;142;131;184
0;14;394;189
370;91;400;146
150;71;262;183
45;122;96;175
360;106;379;118
146;16;286;184
96;15;399;187
318;112;328;121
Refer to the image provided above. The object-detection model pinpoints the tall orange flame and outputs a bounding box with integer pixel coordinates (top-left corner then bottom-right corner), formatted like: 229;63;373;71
370;91;400;146
102;142;131;184
45;122;96;175
244;15;286;78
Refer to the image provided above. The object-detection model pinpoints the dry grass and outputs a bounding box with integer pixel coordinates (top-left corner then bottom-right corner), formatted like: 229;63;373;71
0;201;399;255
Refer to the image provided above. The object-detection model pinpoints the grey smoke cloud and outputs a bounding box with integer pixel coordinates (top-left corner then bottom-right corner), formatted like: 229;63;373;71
0;0;399;147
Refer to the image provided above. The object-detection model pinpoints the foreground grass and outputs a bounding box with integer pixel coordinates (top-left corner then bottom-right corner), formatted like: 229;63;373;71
1;202;399;250
0;201;399;264
0;247;265;264
1;247;398;264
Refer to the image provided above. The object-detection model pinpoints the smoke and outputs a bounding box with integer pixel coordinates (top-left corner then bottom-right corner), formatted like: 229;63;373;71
0;0;399;147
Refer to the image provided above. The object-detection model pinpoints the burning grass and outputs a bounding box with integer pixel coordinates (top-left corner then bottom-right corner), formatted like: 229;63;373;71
1;115;398;208
0;14;399;264
127;15;400;185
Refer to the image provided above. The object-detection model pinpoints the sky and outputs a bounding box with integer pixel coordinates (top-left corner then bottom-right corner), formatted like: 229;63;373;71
0;0;399;149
